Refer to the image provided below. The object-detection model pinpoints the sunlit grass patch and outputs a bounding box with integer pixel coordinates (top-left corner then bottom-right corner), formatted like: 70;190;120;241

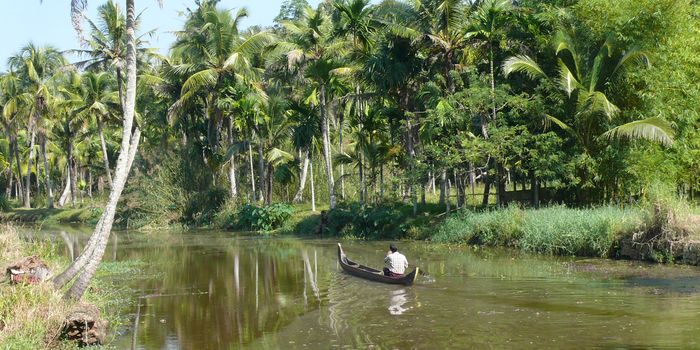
0;225;140;349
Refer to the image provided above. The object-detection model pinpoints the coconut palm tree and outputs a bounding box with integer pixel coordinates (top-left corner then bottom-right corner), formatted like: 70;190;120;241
7;43;66;208
71;0;159;109
78;72;120;188
170;4;275;151
332;0;379;200
0;72;30;199
279;5;349;209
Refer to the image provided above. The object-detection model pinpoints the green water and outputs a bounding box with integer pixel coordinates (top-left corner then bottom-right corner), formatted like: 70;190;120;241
38;226;700;349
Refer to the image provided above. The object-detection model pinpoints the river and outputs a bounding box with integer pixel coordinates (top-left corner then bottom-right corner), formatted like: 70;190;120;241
33;225;700;349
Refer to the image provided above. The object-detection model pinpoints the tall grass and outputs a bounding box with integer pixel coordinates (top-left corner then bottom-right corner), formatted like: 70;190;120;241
433;206;648;257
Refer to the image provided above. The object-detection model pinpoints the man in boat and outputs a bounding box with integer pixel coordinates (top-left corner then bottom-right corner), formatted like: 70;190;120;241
383;243;409;277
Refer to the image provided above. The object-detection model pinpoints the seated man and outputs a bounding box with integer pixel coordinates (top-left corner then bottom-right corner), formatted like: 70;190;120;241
383;243;408;277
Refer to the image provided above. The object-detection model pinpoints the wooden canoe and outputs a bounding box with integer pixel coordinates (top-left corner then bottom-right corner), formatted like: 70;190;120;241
337;243;418;286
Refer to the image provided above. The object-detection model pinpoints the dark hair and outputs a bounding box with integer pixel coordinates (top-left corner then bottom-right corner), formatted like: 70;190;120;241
389;243;398;253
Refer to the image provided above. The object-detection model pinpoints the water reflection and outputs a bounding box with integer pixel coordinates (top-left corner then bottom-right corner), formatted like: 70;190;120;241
388;288;410;315
21;227;700;349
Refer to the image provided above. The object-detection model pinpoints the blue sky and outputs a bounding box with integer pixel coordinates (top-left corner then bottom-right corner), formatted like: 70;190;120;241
0;0;323;70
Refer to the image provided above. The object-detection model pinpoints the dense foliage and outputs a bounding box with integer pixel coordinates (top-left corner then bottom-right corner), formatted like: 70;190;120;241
1;0;699;226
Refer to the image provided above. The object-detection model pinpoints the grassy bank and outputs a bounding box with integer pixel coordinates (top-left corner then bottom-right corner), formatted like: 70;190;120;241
0;207;103;225
0;225;139;349
432;203;700;260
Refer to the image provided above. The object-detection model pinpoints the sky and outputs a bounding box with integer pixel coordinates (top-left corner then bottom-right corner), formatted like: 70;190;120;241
0;0;323;70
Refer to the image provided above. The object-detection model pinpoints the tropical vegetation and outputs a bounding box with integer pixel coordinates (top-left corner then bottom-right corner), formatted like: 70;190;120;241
1;0;700;302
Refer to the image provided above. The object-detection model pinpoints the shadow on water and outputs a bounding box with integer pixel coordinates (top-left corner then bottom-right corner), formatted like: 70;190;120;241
22;227;700;349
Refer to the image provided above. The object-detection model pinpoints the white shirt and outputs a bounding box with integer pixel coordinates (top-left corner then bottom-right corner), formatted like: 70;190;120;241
384;251;409;274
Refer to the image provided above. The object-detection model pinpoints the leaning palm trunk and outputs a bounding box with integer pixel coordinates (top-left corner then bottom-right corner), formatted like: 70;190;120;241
97;117;113;188
60;0;140;300
65;129;141;299
40;135;54;208
293;148;310;203
320;85;336;209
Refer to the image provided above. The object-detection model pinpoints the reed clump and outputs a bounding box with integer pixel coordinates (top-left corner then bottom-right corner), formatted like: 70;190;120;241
433;205;647;258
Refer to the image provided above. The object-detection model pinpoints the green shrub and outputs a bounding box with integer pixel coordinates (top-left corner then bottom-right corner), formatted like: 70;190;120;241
117;161;187;229
0;195;10;212
235;203;295;232
183;187;228;225
325;202;407;239
212;199;239;229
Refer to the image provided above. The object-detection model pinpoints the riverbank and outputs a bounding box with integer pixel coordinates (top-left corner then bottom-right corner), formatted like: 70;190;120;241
431;203;700;264
0;207;102;225
0;225;140;349
279;201;700;266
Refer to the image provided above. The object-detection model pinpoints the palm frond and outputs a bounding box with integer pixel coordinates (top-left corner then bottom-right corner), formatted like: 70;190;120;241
180;68;218;97
601;117;675;146
502;55;547;80
610;49;651;78
582;91;619;119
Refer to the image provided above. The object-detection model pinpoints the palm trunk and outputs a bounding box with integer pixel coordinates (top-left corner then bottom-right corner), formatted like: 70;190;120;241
293;148;310;202
14;139;23;199
256;138;265;204
58;167;71;208
229;155;238;199
6;137;14;198
40;134;54;208
248;141;256;202
490;45;497;121
88;169;92;199
266;163;273;205
320;85;336;209
309;156;316;212
68;139;77;207
359;153;365;204
339;115;345;200
442;169;450;212
116;66;126;111
380;165;384;200
24;128;36;208
227;119;237;199
61;0;140;300
97;117;113;188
